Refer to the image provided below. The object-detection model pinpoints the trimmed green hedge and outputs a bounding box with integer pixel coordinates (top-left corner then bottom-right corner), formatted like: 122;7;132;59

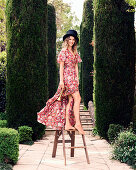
80;0;94;108
93;0;135;138
18;126;33;143
5;0;48;140
47;4;58;98
0;51;7;113
0;128;19;164
0;120;7;128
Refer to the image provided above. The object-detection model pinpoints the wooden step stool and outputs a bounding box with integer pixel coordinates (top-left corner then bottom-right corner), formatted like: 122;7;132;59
52;128;90;165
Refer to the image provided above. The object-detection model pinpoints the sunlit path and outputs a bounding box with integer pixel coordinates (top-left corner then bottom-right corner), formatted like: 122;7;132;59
13;134;132;170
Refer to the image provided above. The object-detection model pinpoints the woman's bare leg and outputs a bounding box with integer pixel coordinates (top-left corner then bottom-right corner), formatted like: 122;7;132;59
65;94;75;130
71;90;85;135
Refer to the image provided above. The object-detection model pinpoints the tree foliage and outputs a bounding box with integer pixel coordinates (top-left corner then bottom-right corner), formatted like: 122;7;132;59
125;0;136;8
48;0;80;51
0;0;6;52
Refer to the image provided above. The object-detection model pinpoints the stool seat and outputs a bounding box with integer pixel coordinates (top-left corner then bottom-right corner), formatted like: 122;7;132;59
52;128;90;165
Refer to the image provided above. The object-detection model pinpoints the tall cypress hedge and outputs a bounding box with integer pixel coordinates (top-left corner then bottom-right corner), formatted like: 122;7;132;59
80;0;94;108
79;23;83;101
6;0;48;140
47;4;57;98
93;0;135;138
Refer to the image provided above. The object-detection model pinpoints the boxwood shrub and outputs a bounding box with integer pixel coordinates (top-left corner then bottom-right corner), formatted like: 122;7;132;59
0;163;12;170
0;128;19;164
18;126;33;143
0;120;7;128
107;124;124;143
0;112;7;120
112;130;136;168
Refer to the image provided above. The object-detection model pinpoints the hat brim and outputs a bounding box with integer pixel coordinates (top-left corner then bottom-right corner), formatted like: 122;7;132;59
63;34;79;43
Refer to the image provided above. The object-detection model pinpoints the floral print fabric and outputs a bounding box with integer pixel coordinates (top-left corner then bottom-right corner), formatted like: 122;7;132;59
37;49;82;130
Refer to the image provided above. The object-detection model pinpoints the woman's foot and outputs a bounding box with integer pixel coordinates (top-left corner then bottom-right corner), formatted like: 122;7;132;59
74;124;85;135
65;124;75;131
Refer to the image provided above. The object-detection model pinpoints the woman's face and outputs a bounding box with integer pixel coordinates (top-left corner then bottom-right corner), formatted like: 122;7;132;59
68;36;75;47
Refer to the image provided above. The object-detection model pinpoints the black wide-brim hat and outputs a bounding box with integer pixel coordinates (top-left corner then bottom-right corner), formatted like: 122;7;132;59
63;30;79;43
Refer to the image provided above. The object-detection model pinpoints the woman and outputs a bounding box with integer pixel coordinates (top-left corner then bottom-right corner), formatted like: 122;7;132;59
37;30;85;135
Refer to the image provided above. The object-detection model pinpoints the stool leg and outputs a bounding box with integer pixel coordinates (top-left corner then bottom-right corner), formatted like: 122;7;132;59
62;129;66;166
52;130;59;158
71;131;75;157
82;135;90;164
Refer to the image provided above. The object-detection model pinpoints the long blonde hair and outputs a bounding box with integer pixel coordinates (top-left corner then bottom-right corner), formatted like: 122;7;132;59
62;36;78;55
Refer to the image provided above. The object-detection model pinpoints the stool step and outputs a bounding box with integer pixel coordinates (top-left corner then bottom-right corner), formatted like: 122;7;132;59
52;129;90;165
58;140;71;143
66;146;86;149
65;129;75;131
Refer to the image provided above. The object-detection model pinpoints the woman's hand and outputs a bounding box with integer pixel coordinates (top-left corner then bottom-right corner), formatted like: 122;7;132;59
59;81;64;90
90;40;94;47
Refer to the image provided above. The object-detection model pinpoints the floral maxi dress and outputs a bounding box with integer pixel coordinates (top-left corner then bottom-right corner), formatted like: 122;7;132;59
37;49;82;130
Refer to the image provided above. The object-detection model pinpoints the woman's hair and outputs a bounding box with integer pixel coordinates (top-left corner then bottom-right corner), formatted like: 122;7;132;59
62;36;77;55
